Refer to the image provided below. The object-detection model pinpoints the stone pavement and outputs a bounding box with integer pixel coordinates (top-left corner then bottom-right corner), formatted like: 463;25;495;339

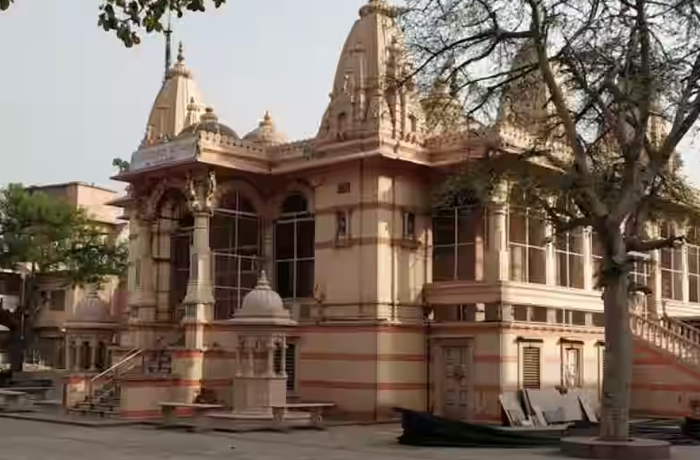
0;418;699;460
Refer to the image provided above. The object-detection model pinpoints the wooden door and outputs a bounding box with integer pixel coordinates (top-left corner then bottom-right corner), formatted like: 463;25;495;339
441;345;473;420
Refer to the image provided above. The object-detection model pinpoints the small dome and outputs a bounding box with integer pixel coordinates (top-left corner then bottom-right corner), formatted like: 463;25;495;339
68;290;115;324
243;111;287;146
178;106;239;139
235;271;290;320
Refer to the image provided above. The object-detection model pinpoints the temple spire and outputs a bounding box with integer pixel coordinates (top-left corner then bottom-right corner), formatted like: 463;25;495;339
163;8;173;82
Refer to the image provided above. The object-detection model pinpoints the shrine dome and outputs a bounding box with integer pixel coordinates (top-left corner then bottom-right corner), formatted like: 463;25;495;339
178;106;239;139
67;290;116;325
243;111;287;146
235;271;294;323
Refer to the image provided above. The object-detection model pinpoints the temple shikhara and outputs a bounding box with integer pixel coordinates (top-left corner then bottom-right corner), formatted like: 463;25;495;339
50;0;700;423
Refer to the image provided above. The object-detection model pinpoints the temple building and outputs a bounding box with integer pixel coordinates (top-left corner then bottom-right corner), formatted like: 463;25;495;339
63;0;700;421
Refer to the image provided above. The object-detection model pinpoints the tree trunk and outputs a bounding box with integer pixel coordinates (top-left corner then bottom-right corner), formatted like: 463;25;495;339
599;270;633;441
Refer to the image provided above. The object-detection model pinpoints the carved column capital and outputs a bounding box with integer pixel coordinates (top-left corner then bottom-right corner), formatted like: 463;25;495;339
186;171;217;214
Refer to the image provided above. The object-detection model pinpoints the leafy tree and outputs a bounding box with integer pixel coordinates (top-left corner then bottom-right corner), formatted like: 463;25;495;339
0;184;128;371
402;0;700;441
0;0;226;47
112;157;130;173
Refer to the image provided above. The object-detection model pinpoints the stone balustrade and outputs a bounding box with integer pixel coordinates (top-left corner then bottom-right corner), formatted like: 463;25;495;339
630;311;700;368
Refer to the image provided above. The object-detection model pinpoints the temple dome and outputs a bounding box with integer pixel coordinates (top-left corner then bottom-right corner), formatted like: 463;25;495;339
243;111;287;145
67;290;115;325
178;106;239;139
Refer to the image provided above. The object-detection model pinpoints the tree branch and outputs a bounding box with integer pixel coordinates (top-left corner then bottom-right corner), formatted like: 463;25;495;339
626;235;685;252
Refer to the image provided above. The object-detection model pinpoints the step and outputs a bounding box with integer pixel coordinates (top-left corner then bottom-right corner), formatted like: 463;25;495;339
67;407;118;418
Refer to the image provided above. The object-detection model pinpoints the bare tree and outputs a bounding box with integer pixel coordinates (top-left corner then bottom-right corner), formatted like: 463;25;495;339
402;0;700;441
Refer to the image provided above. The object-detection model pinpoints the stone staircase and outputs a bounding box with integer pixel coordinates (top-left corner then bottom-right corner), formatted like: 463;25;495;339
69;348;145;417
629;311;700;369
68;341;176;418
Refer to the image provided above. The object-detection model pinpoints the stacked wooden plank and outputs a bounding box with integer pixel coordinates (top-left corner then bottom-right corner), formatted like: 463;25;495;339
499;388;598;428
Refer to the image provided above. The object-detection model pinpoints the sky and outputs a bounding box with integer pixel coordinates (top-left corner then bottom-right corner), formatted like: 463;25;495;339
0;0;367;191
1;0;700;191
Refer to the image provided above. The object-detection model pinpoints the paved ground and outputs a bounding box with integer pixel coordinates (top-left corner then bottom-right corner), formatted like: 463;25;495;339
0;418;699;460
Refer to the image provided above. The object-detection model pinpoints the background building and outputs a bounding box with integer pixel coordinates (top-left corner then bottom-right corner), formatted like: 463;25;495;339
0;182;127;372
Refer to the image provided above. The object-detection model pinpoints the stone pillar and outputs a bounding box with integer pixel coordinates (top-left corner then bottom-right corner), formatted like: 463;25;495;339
680;221;690;304
262;219;274;278
137;217;156;314
650;222;663;317
182;172;217;350
65;340;73;371
279;336;287;377
89;338;97;371
266;337;275;377
486;182;509;282
582;228;594;290
545;207;557;286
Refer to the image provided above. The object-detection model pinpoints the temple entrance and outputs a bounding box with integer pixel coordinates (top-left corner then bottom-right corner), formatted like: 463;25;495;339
440;342;473;420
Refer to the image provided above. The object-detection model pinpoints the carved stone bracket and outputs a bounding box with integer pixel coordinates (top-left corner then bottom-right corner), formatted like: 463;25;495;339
186;170;217;214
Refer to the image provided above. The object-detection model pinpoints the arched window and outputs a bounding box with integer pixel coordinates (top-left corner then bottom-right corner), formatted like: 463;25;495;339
275;193;315;299
508;189;546;284
211;191;260;319
432;203;485;281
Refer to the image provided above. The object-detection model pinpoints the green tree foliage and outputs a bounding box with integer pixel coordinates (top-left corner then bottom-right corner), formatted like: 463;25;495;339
0;0;227;47
112;157;130;173
0;184;128;371
402;0;700;441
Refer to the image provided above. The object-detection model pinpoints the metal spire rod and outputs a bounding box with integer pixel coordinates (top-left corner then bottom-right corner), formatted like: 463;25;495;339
163;7;173;82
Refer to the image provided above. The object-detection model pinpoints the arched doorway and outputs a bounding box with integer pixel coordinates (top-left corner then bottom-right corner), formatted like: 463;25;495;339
155;190;192;322
210;191;261;319
274;193;315;300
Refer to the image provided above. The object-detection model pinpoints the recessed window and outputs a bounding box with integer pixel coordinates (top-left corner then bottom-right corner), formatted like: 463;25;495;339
336;211;349;239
